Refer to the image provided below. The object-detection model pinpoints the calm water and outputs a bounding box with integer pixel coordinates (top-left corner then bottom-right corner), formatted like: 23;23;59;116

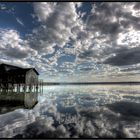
0;85;140;138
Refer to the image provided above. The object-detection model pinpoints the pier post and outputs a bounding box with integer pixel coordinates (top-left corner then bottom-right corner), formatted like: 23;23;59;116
40;81;41;93
42;80;43;93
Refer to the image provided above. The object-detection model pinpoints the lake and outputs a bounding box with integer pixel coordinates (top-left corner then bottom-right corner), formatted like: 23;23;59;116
0;85;140;138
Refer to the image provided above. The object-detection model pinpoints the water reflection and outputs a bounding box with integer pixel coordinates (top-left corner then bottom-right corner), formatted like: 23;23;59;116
0;92;38;114
0;85;140;138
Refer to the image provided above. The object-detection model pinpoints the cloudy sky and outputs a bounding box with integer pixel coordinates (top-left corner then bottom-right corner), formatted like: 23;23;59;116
0;2;140;82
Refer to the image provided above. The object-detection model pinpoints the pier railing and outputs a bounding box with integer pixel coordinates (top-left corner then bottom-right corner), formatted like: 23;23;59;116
0;79;43;94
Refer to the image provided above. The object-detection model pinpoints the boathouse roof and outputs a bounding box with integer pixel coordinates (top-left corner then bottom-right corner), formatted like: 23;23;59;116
0;63;39;75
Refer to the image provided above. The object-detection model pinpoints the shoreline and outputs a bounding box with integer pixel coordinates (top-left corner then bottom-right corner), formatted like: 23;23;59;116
43;82;140;85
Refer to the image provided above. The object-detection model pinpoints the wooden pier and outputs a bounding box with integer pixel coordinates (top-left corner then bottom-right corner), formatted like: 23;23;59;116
0;80;44;94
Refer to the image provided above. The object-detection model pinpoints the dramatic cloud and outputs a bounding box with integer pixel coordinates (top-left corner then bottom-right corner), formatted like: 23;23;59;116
104;47;140;66
1;2;140;81
0;29;37;59
29;2;81;52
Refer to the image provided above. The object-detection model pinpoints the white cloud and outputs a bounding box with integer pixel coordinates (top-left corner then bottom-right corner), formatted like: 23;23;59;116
0;29;37;59
16;18;24;26
33;2;57;22
1;2;140;81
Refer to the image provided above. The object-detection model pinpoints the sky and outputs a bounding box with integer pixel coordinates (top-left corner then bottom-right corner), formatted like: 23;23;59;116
0;2;140;82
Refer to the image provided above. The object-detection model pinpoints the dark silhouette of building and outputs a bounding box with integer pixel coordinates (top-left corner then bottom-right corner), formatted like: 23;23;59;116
0;63;43;93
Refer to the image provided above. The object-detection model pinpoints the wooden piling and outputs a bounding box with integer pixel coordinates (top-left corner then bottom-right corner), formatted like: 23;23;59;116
0;63;43;95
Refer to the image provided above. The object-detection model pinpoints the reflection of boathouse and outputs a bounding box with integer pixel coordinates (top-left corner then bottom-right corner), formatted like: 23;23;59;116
0;63;43;93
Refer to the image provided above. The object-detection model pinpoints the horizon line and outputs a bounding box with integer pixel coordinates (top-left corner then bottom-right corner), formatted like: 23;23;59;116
43;81;140;85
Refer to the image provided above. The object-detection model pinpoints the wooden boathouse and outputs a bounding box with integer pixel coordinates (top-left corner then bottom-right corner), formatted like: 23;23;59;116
0;63;43;109
0;63;43;108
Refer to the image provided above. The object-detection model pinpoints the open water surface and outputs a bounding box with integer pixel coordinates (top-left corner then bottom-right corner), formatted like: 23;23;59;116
0;85;140;138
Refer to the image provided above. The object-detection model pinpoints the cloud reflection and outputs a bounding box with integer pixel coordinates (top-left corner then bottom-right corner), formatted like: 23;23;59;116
0;85;140;138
